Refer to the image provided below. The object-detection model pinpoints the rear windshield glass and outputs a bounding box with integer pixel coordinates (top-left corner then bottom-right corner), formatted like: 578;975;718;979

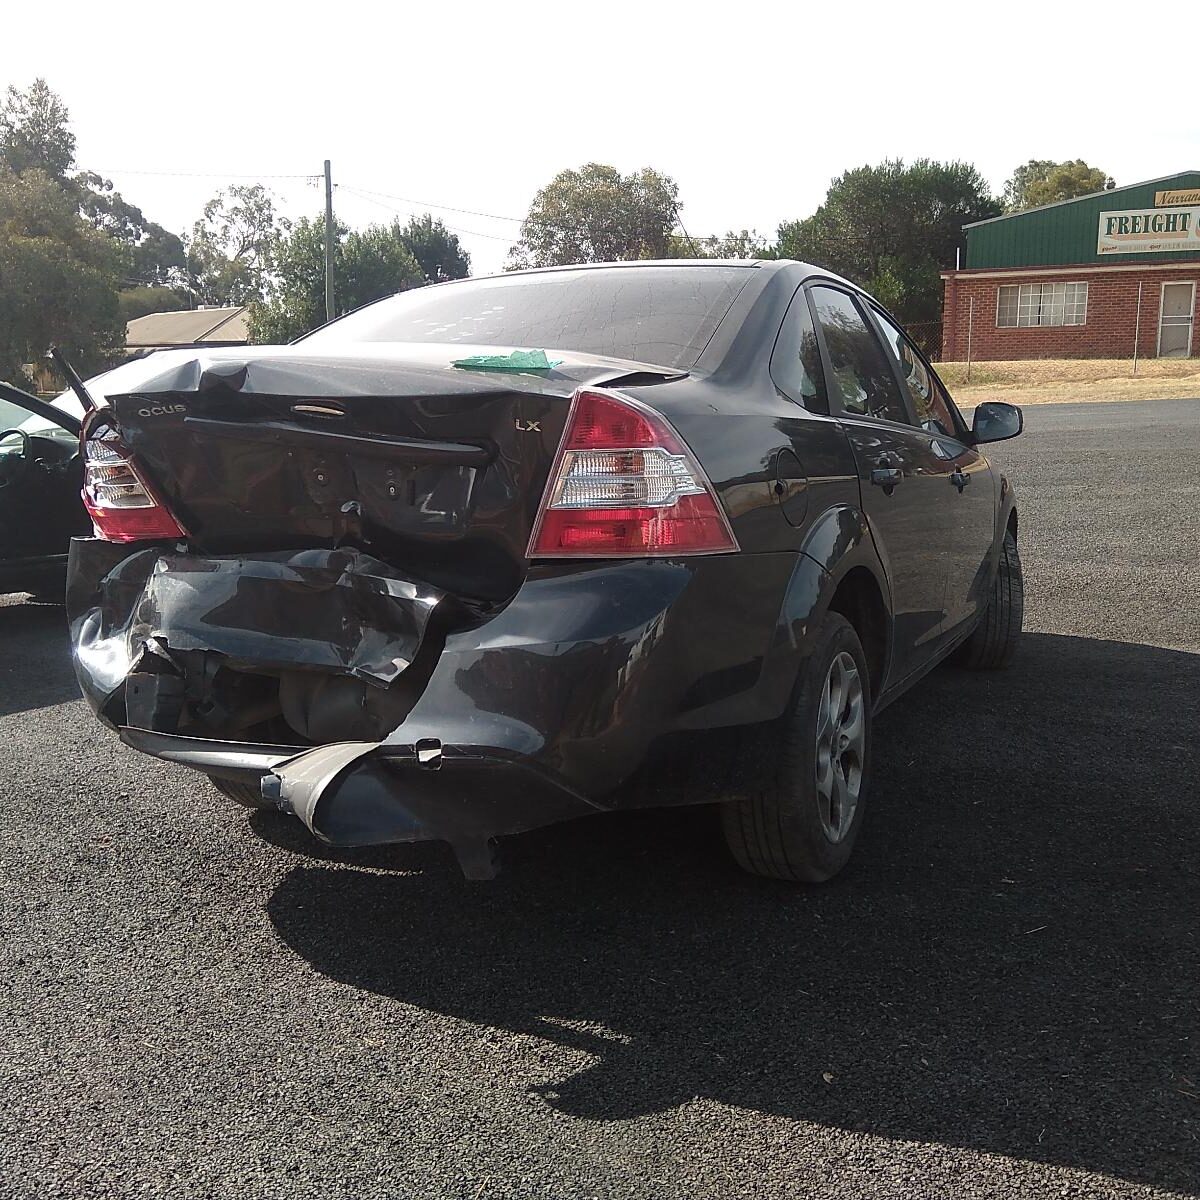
304;265;754;369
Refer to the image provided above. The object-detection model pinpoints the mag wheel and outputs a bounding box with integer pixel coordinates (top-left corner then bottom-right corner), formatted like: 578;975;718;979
722;612;872;883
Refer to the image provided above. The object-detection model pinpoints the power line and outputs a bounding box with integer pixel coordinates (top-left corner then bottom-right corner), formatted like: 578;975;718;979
341;183;523;224
97;168;525;225
95;165;740;246
338;186;517;243
96;168;320;180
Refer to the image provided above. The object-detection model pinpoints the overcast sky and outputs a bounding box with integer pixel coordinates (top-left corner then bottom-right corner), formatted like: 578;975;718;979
5;1;1194;276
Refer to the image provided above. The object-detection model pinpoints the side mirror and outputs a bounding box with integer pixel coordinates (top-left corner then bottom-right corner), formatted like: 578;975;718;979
971;401;1023;445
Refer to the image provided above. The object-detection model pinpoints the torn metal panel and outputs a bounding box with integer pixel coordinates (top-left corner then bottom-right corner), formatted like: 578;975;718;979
69;543;448;713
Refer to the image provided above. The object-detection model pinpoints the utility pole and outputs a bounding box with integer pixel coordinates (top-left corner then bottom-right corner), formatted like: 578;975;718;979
323;159;335;323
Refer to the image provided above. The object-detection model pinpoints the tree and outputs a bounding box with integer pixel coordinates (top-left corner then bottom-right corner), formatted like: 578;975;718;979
0;79;75;180
1002;159;1114;211
668;228;775;259
1;83;185;292
118;285;192;323
509;164;681;268
0;168;124;385
776;159;999;326
396;214;470;283
74;170;186;287
248;215;424;344
186;185;284;305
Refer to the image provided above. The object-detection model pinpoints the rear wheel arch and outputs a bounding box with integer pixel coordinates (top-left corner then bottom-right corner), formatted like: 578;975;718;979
824;565;889;704
773;503;893;707
798;502;892;703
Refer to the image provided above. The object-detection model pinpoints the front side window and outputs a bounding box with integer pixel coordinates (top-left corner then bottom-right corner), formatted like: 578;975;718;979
870;309;961;439
997;282;1087;328
808;286;908;424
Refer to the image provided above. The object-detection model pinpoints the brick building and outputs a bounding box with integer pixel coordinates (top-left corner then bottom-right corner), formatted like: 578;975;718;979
941;171;1200;362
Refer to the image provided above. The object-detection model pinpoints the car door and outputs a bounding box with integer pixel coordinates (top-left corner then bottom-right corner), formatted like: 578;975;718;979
866;308;997;639
0;383;85;567
805;284;952;683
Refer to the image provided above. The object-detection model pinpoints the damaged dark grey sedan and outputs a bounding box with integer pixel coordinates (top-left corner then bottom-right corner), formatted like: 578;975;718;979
66;261;1024;881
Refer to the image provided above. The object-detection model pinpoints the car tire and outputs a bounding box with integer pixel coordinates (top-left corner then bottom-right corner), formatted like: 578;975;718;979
721;612;872;883
207;774;274;810
955;529;1023;670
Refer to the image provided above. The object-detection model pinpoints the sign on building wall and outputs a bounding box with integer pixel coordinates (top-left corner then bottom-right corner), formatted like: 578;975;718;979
1097;206;1200;255
1155;189;1200;206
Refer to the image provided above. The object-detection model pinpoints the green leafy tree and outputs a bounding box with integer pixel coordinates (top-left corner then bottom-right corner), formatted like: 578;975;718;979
1;81;186;288
0;168;124;384
396;213;470;283
0;79;75;180
248;216;424;344
668;228;775;259
187;185;284;305
75;171;186;285
509;164;681;268
118;285;192;323
776;159;999;326
1003;159;1114;212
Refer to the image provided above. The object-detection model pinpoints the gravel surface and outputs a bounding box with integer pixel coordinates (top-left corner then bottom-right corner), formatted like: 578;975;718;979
2;399;1197;1199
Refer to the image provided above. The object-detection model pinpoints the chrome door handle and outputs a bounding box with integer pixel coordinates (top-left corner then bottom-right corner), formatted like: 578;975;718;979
870;467;902;491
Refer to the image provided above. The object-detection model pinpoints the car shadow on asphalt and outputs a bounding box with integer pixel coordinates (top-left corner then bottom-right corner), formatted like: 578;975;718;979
261;630;1199;1192
0;597;80;717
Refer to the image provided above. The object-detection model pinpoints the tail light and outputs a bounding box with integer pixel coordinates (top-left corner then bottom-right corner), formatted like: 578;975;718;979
81;412;187;543
527;388;738;557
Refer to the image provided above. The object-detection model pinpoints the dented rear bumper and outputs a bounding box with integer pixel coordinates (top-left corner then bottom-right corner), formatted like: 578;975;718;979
68;538;806;872
117;728;600;878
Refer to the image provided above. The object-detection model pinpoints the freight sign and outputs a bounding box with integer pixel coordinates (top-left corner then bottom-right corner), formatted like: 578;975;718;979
1097;206;1200;255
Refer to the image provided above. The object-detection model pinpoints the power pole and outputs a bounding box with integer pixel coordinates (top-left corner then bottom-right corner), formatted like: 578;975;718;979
323;159;335;323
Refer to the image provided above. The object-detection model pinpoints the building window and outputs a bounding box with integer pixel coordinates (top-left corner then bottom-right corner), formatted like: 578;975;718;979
997;282;1087;328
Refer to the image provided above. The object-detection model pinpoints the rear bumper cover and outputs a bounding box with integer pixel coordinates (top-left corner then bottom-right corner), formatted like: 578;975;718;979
70;539;815;865
118;727;600;878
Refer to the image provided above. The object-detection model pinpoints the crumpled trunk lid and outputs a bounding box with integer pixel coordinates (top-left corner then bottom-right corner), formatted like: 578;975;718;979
103;345;680;602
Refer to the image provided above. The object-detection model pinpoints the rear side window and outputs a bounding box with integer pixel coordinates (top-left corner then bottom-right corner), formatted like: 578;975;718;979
771;289;828;413
808;286;909;425
304;265;753;370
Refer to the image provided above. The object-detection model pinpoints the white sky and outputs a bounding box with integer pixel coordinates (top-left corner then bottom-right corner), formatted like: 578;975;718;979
5;0;1195;276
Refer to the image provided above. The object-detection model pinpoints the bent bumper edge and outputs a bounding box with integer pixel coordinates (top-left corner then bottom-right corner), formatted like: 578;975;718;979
120;725;604;878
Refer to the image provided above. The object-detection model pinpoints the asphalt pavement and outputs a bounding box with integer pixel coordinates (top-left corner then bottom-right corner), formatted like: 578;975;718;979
2;398;1198;1199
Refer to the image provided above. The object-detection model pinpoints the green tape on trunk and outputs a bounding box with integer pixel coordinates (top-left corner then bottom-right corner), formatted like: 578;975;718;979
451;349;562;372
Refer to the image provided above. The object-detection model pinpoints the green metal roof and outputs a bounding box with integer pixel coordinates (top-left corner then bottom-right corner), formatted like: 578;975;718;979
965;171;1200;268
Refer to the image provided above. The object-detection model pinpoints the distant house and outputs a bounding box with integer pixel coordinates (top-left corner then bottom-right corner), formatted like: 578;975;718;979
124;306;250;358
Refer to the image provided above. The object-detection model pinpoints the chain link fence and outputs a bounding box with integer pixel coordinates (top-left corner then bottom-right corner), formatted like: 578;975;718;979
903;320;943;360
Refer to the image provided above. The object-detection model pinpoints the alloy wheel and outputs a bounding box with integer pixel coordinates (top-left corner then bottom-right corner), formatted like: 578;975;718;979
814;650;865;843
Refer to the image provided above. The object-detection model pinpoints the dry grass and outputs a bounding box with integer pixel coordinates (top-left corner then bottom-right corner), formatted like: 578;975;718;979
933;358;1200;406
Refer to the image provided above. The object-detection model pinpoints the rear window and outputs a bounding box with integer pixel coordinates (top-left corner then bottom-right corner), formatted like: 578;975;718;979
304;265;754;369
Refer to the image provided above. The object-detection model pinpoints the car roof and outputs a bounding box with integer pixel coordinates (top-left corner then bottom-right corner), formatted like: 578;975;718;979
335;257;864;308
459;257;866;297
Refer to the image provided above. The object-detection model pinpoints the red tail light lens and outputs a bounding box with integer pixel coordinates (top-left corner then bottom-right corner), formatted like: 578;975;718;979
527;388;738;558
81;414;187;543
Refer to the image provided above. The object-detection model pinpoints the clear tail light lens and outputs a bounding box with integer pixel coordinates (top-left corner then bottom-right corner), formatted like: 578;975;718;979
527;388;738;557
81;415;187;543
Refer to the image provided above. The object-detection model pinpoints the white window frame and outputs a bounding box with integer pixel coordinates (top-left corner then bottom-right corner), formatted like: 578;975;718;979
1157;280;1195;357
996;282;1088;329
